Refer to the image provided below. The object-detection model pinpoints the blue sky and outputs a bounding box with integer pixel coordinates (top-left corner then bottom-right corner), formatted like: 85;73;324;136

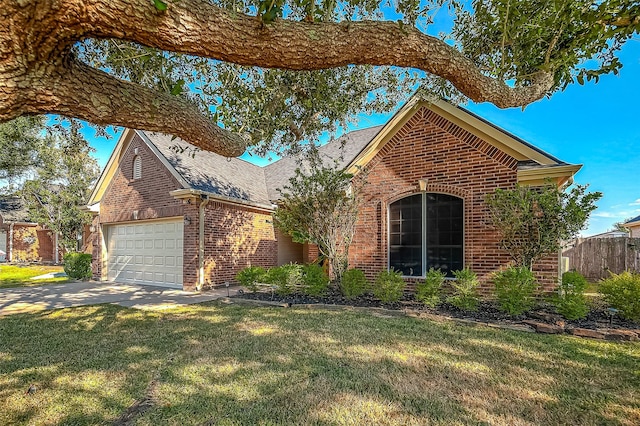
84;39;640;237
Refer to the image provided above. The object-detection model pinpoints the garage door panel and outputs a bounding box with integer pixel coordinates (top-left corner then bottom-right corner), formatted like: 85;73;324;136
106;219;183;288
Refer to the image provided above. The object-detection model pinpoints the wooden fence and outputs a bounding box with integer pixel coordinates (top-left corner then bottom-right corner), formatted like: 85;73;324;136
563;237;640;281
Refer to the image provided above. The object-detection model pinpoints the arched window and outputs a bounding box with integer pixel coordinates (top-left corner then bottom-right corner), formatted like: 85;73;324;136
389;193;463;277
132;155;142;180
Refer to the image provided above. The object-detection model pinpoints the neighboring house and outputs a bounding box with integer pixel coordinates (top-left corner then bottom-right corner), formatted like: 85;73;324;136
85;97;580;292
623;215;640;238
0;195;56;263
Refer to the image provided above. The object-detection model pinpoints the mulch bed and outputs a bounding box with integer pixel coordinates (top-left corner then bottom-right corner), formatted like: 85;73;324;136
231;288;640;341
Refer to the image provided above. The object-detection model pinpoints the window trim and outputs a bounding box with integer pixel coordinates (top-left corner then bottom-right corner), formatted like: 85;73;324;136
387;192;465;278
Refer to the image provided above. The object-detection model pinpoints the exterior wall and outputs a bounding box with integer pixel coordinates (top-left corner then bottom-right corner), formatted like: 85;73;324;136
0;223;55;263
629;224;640;238
275;228;304;265
349;106;558;294
94;134;185;281
184;199;277;290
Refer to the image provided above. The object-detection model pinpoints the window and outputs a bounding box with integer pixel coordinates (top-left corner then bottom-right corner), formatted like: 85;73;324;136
389;193;463;277
132;155;142;180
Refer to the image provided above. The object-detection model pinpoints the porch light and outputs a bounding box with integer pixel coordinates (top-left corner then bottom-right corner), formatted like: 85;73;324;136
184;216;192;226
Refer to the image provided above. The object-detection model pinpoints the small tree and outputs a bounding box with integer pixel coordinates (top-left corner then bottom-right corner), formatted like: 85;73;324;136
273;153;362;283
485;182;601;269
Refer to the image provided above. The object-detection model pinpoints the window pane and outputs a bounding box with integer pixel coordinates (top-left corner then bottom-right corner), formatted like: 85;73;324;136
425;194;463;277
389;194;422;276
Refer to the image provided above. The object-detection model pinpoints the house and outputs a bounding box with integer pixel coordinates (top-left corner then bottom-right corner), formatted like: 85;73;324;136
623;215;640;238
0;195;57;263
85;97;580;292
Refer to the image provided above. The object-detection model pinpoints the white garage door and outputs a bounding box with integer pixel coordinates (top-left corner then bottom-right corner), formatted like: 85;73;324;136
106;219;183;288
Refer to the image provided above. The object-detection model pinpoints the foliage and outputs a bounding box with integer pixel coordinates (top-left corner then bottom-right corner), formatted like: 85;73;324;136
553;271;589;320
340;268;368;299
235;266;267;293
372;269;406;303
301;263;330;297
493;266;538;315
599;271;640;322
63;252;92;280
16;121;100;254
274;153;362;282
265;264;303;296
485;182;601;269
416;268;446;307
447;268;480;311
0;116;44;181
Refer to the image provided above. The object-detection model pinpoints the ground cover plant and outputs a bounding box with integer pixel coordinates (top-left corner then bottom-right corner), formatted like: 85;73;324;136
0;303;638;425
0;264;68;289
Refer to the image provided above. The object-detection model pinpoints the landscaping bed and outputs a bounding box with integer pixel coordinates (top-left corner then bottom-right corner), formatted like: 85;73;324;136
233;288;640;340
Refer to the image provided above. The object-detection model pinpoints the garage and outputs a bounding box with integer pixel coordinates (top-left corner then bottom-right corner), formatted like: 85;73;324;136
106;219;183;288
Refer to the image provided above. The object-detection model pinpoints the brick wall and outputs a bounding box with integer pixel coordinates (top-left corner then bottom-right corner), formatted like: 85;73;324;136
349;106;558;293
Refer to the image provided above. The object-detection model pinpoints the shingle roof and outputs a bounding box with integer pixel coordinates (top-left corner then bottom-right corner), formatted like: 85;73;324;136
142;125;383;205
0;195;31;223
625;214;640;224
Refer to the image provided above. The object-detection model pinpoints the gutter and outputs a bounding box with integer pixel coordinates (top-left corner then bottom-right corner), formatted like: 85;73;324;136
198;195;210;290
170;188;276;213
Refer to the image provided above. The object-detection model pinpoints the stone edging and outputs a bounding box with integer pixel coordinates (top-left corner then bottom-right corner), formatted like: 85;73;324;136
220;297;639;342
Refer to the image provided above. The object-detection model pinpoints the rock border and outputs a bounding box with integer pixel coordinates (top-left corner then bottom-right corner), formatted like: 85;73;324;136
221;297;639;342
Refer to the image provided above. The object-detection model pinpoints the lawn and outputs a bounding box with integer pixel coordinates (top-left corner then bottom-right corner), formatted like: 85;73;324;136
0;303;638;425
0;264;68;289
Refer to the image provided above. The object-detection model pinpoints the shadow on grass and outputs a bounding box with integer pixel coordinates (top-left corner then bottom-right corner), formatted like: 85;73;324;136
0;302;638;425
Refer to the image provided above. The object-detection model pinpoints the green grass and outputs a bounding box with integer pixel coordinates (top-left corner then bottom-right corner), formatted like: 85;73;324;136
0;264;68;289
0;303;638;425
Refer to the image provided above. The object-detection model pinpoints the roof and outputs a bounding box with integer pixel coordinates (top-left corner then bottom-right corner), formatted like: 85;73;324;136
624;215;640;226
0;195;32;223
89;97;581;210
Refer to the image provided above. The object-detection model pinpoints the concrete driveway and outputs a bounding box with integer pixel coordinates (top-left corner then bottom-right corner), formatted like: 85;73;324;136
0;281;239;316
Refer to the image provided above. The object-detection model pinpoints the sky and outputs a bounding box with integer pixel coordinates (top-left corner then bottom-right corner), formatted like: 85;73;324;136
83;39;640;238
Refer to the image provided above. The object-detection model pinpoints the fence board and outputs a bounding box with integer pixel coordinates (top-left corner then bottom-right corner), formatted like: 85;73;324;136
563;237;640;280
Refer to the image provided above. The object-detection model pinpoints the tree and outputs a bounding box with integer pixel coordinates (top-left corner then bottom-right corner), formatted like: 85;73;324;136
273;155;361;282
611;220;631;233
485;183;602;269
0;116;45;182
21;125;100;254
2;1;638;157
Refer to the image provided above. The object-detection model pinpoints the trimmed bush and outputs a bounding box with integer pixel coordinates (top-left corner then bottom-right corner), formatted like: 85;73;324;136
341;268;368;299
235;266;267;293
493;266;538;315
373;269;405;303
599;271;640;322
301;263;330;297
266;264;303;296
552;271;589;320
447;268;479;311
63;252;92;280
416;268;445;307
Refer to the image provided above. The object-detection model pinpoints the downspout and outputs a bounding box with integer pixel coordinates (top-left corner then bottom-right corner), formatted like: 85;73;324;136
9;223;13;262
54;232;59;264
197;195;210;291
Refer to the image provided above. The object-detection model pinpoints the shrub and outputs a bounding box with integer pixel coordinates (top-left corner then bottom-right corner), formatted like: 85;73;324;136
493;266;538;315
63;252;92;280
301;263;330;297
599;271;640;322
373;269;405;303
266;264;303;296
552;271;589;320
235;266;267;293
447;268;479;311
416;268;445;307
341;268;368;299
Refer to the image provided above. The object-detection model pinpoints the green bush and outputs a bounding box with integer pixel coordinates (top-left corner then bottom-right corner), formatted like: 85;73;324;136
416;268;445;307
301;263;330;297
552;271;589;320
493;266;538;315
266;264;303;296
340;268;368;299
599;271;640;322
373;269;406;303
447;268;480;311
63;252;92;280
235;266;267;293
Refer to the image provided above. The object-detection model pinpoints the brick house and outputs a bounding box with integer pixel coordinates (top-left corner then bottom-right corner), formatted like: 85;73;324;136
0;195;57;263
86;97;580;291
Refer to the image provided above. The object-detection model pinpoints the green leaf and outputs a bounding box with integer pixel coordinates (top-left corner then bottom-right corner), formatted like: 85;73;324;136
153;0;168;12
170;79;185;96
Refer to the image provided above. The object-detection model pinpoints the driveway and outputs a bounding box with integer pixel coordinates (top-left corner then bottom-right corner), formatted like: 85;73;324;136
0;281;239;316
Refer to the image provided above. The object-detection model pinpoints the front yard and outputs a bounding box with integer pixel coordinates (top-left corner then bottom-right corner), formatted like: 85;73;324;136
0;302;638;425
0;264;68;289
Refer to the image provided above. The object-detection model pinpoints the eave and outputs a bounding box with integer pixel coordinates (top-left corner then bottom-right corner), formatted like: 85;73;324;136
517;164;583;187
169;189;275;213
